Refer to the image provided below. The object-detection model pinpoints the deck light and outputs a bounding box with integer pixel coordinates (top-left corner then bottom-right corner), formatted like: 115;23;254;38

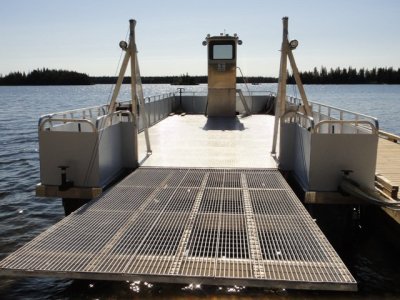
289;39;298;49
119;41;128;50
238;40;243;45
202;40;207;46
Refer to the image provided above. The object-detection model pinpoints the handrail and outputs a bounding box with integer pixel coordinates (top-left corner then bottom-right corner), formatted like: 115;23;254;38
236;89;251;116
39;110;133;132
118;92;175;104
314;120;378;134
178;90;276;97
39;118;97;132
379;130;400;143
282;111;315;131
282;111;378;135
38;104;109;128
50;104;109;118
286;96;380;131
311;100;379;130
38;114;54;128
96;110;133;130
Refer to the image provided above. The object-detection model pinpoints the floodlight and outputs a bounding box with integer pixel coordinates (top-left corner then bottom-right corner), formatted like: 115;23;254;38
119;41;128;50
289;39;298;49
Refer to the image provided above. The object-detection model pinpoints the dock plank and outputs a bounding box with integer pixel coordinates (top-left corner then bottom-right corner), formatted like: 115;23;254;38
376;138;400;189
376;138;400;223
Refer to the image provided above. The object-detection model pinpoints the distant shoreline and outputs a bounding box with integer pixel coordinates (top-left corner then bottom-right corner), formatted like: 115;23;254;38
90;75;276;85
2;81;400;86
1;66;400;85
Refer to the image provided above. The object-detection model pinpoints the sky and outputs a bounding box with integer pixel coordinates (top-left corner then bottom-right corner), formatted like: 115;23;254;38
0;0;399;77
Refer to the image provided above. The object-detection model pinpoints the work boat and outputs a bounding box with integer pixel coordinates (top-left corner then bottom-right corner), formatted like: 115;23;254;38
1;17;399;293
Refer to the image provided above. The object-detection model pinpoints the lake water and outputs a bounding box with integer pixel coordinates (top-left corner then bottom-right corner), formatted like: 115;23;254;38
0;84;399;299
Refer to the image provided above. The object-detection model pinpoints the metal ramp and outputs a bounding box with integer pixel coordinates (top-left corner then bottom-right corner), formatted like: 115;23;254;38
0;168;356;291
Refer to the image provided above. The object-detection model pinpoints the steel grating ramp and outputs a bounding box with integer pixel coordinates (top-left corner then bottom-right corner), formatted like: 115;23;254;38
0;168;356;291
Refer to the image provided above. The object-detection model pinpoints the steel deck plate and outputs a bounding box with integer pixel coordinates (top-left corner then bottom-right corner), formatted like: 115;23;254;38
0;168;356;291
138;115;278;168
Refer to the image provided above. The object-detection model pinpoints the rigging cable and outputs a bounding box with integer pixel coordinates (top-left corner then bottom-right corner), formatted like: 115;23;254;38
83;25;130;186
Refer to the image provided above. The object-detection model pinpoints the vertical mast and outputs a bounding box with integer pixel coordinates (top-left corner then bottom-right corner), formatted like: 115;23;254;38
278;17;289;118
129;19;139;166
129;19;138;117
271;17;289;155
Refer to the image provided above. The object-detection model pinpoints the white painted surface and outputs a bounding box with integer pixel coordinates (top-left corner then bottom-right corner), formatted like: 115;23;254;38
138;115;277;168
280;123;378;191
39;122;136;188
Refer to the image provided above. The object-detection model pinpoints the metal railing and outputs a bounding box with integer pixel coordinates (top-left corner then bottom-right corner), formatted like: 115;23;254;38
314;120;378;134
286;96;379;134
39;110;133;133
178;90;276;97
96;110;133;131
38;104;109;125
38;104;109;130
379;130;400;144
282;111;315;131
178;90;275;114
144;93;175;128
144;92;175;103
311;100;379;130
39;93;175;133
39;118;98;132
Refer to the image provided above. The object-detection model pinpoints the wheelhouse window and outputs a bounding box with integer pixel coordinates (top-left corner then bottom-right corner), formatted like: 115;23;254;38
210;41;235;60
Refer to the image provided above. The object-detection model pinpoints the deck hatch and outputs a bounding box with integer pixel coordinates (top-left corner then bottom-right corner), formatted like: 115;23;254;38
0;168;357;291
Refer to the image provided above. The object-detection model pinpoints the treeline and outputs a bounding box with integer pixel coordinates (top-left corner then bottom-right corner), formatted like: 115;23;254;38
238;76;277;84
93;75;206;85
92;75;277;85
2;66;400;85
288;66;400;84
0;68;92;85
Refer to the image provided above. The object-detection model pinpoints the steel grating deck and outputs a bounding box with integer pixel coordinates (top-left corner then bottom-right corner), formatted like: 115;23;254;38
0;168;356;291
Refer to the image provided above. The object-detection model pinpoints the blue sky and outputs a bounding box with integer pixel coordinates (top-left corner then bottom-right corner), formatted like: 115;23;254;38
0;0;399;77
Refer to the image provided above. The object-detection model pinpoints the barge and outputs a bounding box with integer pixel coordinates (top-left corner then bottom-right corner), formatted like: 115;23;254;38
1;17;400;292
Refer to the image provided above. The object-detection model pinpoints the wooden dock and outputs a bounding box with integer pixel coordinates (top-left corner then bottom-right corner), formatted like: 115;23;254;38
376;134;400;223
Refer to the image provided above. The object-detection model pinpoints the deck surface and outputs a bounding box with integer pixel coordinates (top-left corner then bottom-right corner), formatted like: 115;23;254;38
376;138;400;187
0;168;356;291
138;115;277;168
376;138;400;222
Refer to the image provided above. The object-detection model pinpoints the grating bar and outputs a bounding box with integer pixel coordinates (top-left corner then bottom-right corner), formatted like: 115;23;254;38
84;171;176;272
240;173;266;278
169;172;209;275
0;168;357;291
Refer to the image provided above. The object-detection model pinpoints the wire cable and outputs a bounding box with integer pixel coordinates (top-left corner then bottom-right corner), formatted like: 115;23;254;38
83;25;130;186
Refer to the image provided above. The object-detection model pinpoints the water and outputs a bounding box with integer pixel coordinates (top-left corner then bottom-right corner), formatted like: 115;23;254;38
0;84;400;299
302;84;400;136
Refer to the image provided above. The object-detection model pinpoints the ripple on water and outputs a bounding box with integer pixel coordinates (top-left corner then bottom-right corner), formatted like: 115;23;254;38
0;191;10;200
